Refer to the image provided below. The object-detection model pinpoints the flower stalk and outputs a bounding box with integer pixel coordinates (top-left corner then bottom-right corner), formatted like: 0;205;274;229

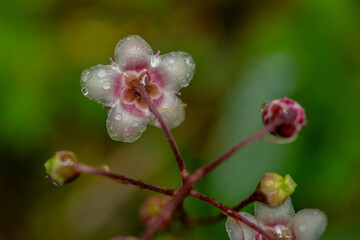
46;35;323;240
74;163;175;196
135;83;189;181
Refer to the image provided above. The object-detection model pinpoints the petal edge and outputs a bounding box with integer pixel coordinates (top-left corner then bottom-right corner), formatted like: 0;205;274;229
114;35;153;72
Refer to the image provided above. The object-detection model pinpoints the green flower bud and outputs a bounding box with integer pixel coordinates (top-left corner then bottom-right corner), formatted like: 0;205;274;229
255;172;297;208
44;151;80;186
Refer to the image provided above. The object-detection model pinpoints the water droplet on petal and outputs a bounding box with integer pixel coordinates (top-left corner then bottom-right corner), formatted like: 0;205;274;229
97;69;107;78
124;126;129;132
81;70;91;82
139;123;146;132
180;79;189;87
81;87;88;96
103;81;111;90
168;58;175;65
115;114;122;121
133;121;139;127
185;57;192;65
123;133;131;141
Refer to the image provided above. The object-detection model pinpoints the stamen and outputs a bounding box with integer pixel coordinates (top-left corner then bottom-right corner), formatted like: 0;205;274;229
140;75;147;85
110;58;117;66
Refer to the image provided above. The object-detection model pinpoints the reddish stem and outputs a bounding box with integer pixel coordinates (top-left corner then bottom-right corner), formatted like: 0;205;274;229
135;84;189;181
138;126;274;239
233;192;258;212
74;163;175;196
193;127;269;181
189;192;257;225
190;190;276;240
139;177;195;240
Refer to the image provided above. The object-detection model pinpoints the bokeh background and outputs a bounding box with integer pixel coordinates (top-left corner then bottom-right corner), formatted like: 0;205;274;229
1;0;359;239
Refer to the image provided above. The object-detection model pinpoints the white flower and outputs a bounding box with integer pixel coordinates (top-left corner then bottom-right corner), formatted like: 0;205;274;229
226;198;327;240
80;35;195;142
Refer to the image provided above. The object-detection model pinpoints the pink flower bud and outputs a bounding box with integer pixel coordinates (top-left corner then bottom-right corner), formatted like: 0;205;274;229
262;97;306;138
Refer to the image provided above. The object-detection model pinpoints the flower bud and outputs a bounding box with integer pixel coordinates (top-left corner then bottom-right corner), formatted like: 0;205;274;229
262;97;306;138
140;196;169;226
255;173;297;208
44;151;80;186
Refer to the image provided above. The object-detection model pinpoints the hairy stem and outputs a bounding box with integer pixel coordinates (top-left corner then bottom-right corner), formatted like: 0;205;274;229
135;83;189;181
74;163;175;196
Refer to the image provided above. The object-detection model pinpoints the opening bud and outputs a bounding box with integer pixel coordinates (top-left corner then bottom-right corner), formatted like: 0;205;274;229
255;172;297;208
262;97;306;138
140;195;169;226
44;151;80;186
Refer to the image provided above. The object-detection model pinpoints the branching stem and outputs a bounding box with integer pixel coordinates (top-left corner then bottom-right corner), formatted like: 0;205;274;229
135;83;189;181
74;163;175;196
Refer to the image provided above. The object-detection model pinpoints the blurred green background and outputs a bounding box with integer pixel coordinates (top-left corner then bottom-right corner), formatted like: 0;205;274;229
1;0;359;239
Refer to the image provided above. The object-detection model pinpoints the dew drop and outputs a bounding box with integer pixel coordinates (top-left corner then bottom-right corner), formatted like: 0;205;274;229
124;126;130;132
185;57;192;65
103;81;111;90
97;69;107;78
115;114;122;121
180;79;189;87
123;133;131;140
168;58;175;65
139;123;146;132
299;225;307;232
133;121;139;127
81;70;91;82
81;87;88;96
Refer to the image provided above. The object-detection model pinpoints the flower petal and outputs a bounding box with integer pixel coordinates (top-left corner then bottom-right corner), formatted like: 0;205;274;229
80;64;121;106
114;35;153;72
151;51;195;92
106;102;149;142
255;198;295;226
226;213;257;240
291;209;327;240
149;91;185;129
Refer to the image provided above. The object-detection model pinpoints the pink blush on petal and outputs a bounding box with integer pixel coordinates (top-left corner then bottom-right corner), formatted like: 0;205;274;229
152;94;164;107
121;102;147;117
113;74;124;98
150;69;166;89
123;62;149;72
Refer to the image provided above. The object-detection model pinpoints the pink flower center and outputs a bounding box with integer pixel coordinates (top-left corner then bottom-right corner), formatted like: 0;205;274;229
120;70;163;111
